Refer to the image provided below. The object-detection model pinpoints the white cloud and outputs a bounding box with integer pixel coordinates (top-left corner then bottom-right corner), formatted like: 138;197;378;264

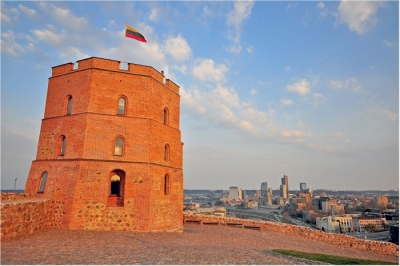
225;0;254;52
246;46;253;54
250;89;257;96
286;3;297;10
225;44;242;54
280;99;294;106
316;2;329;18
284;66;290;72
164;34;191;62
1;30;23;56
383;39;393;47
19;4;36;17
312;93;325;107
337;0;384;34
1;12;12;24
330;77;361;93
37;2;89;31
192;59;228;83
286;79;311;95
149;8;158;21
378;109;398;122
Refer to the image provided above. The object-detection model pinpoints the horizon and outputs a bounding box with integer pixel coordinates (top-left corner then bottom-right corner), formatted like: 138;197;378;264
1;1;399;191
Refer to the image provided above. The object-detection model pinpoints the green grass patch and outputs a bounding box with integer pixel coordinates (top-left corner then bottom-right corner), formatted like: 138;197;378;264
272;249;395;265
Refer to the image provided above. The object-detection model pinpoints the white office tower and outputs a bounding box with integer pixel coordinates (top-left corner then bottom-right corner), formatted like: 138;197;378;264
229;186;239;200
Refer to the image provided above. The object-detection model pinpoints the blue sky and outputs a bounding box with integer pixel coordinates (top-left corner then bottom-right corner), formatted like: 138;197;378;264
1;1;398;191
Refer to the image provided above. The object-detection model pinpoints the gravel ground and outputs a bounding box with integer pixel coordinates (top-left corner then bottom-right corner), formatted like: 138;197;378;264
1;223;398;265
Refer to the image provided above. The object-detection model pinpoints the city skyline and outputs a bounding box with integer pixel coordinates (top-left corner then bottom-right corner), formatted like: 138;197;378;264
1;1;399;191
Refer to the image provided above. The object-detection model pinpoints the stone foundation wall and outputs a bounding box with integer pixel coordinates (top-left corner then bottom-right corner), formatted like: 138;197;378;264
1;194;51;241
183;212;399;256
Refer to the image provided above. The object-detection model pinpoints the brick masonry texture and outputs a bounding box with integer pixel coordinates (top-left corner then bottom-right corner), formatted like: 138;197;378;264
23;57;183;232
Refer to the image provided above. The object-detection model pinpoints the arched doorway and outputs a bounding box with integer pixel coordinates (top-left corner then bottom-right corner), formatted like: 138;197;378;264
108;169;125;207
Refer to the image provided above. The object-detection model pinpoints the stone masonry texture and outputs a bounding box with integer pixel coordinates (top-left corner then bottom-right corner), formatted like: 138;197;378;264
23;57;183;232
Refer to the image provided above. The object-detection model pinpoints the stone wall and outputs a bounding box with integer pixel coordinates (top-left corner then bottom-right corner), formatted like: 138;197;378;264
1;193;51;241
183;212;399;256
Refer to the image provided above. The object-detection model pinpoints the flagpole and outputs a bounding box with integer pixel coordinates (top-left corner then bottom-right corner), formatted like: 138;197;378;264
121;24;126;63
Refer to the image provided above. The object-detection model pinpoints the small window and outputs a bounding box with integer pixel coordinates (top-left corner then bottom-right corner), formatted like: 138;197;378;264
38;172;48;193
164;144;170;161
60;136;66;156
114;137;123;156
117;97;126;115
66;96;73;115
164;174;170;195
163;108;168;125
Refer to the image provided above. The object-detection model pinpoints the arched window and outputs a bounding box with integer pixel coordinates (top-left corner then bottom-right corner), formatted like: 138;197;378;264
108;169;125;207
164;144;170;161
163;108;169;125
38;172;48;193
114;137;123;156
117;97;126;115
66;95;73;115
60;135;66;156
164;174;170;195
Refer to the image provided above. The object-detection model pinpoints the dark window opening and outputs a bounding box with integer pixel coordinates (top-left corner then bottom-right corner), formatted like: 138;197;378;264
164;174;170;195
164;144;169;161
60;136;66;156
67;96;73;115
163;108;168;125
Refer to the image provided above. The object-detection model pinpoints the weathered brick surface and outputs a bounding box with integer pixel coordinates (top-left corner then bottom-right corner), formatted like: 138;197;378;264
183;213;399;256
23;57;183;232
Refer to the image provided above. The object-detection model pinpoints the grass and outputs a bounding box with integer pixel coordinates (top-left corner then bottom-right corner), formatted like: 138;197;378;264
272;249;396;265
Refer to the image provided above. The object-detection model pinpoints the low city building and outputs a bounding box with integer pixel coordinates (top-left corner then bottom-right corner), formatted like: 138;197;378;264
353;217;386;232
333;216;353;233
316;216;340;233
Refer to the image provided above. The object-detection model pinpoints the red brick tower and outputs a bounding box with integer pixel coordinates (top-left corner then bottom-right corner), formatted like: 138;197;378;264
25;57;184;232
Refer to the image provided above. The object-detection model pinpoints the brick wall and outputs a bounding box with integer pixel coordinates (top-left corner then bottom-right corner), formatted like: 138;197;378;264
183;213;399;256
24;57;183;232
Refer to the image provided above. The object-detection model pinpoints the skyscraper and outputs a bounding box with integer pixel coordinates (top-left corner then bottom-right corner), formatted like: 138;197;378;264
229;187;239;200
261;182;268;206
300;182;307;193
280;175;289;198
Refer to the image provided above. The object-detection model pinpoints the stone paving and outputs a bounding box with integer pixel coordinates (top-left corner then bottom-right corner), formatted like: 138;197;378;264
1;223;398;265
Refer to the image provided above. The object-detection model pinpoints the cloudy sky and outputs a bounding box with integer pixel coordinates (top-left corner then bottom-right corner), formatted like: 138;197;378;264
1;1;398;191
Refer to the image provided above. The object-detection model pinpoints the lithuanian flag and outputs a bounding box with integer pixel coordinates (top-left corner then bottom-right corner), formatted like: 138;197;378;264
125;25;147;43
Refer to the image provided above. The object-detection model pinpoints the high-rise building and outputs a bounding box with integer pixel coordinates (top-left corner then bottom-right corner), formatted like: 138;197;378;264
261;182;268;206
267;188;273;205
280;184;287;199
229;187;239;200
280;175;289;198
238;189;243;200
300;182;307;193
242;190;247;200
306;188;314;198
